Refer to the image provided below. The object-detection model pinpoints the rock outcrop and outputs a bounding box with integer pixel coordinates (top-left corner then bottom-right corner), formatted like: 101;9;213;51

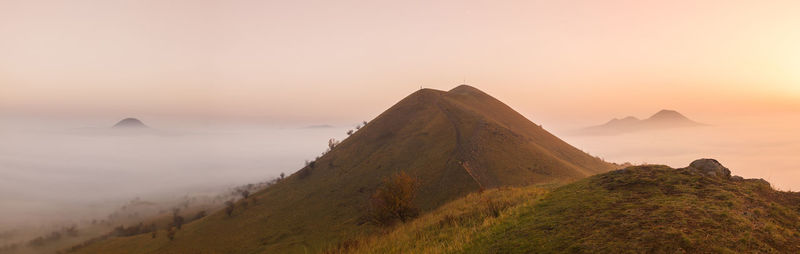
687;158;731;178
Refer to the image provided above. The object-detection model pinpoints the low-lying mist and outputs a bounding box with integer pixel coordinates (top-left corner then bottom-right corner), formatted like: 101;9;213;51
2;113;798;250
555;113;800;191
0;118;349;231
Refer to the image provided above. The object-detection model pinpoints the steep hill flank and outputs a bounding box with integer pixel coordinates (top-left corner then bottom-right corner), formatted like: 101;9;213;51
71;85;614;253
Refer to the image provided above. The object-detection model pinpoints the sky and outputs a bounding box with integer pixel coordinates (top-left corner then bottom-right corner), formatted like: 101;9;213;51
1;0;799;127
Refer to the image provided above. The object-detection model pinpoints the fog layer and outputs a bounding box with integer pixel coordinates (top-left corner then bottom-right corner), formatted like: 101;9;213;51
0;118;348;229
556;113;800;191
2;113;798;231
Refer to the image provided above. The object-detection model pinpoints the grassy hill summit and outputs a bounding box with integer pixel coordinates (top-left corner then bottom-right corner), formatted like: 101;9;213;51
579;109;702;135
334;159;800;253
69;85;614;253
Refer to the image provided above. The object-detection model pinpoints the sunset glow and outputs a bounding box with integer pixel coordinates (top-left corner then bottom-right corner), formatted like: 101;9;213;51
1;0;799;124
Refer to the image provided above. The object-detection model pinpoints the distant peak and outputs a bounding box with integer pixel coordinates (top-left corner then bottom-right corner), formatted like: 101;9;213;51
113;118;147;128
648;109;688;120
654;109;679;115
305;124;334;129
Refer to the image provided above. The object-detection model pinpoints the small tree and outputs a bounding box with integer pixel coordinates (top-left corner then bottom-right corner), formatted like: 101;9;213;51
305;160;316;169
172;214;184;230
166;227;176;241
225;200;235;217
280;172;285;180
346;130;354;135
150;224;157;239
328;138;340;151
369;172;420;226
64;225;78;237
239;189;250;199
192;210;207;221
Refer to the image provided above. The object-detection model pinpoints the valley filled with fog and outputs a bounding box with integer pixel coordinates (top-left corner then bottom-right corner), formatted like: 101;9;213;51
2;112;799;249
0;117;349;231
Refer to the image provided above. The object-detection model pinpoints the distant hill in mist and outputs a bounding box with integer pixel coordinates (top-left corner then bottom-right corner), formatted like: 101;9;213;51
304;124;334;129
579;109;702;135
112;118;148;129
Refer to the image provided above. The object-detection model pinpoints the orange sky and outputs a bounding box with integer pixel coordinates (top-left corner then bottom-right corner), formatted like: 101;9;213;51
1;0;799;125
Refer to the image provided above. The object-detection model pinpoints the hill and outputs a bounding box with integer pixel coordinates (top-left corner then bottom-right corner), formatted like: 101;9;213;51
580;109;702;135
112;118;148;128
69;85;615;253
335;159;800;253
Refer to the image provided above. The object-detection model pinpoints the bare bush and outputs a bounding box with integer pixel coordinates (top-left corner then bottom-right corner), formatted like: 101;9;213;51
328;138;340;151
369;172;420;226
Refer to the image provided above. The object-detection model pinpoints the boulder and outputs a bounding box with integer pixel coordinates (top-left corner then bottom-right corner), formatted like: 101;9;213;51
687;158;731;178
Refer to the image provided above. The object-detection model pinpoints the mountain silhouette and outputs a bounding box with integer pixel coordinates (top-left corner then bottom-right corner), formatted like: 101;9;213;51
579;109;701;135
112;118;148;128
74;85;615;253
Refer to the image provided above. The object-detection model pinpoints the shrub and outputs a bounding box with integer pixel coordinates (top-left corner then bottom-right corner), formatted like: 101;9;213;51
172;215;185;230
166;227;176;241
64;225;78;237
328;138;340;151
111;223;150;237
225;200;235;217
299;161;315;179
369;172;420;226
193;210;207;221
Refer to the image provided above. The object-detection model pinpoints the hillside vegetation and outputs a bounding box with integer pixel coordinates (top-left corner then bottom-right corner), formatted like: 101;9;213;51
336;163;800;253
70;85;613;253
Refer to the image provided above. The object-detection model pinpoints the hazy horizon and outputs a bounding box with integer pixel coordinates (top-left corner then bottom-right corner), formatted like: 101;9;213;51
2;0;799;125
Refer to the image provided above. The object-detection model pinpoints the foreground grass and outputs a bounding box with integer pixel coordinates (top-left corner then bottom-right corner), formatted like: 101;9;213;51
325;185;551;254
463;165;800;253
335;165;800;254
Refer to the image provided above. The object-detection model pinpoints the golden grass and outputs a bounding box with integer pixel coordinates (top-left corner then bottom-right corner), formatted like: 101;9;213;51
324;185;550;254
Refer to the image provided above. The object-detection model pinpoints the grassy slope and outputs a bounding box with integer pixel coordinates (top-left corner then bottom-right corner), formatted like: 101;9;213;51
71;85;613;254
329;185;552;254
337;165;800;254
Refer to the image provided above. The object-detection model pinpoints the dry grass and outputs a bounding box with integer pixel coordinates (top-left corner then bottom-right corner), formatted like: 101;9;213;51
324;185;550;254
